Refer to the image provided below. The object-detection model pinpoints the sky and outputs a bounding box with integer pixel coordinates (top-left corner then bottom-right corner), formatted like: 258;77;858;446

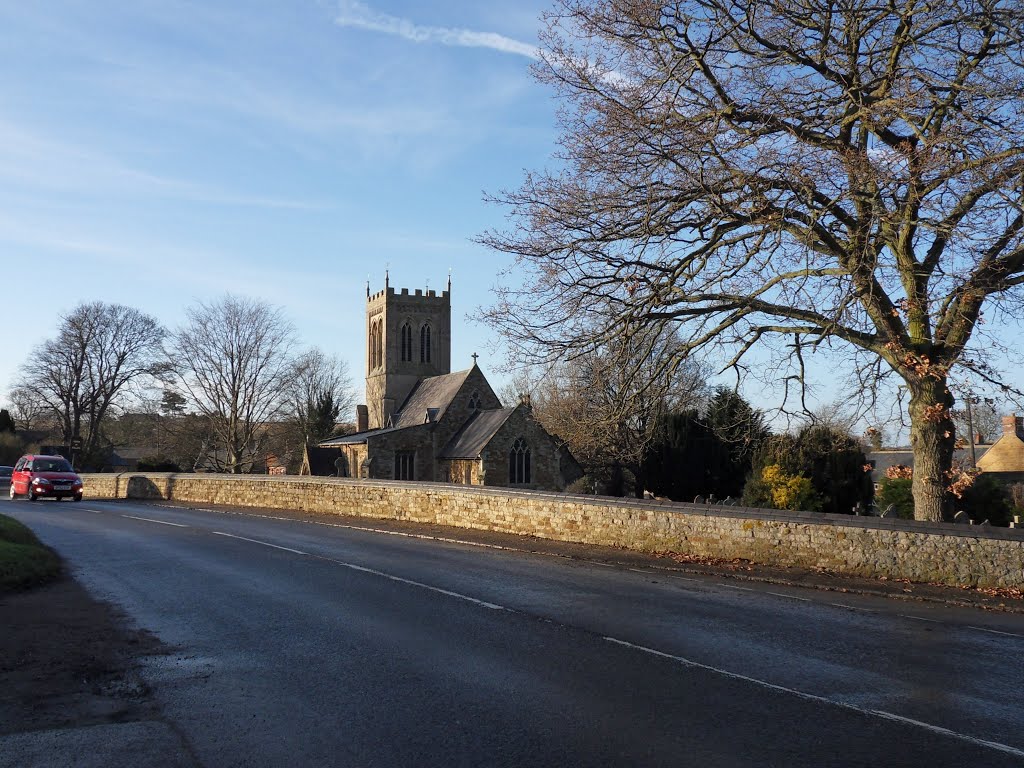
2;1;1021;441
0;0;556;408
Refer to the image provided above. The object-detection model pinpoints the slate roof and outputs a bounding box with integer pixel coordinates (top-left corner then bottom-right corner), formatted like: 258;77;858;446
868;446;991;475
439;408;517;459
319;426;399;446
392;368;474;429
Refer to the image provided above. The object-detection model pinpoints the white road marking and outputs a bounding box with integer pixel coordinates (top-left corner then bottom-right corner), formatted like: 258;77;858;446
829;603;869;611
204;529;506;610
722;584;755;592
211;531;307;555
967;626;1024;639
901;615;940;624
320;557;506;611
664;575;702;583
602;636;1024;759
122;514;188;528
767;592;810;602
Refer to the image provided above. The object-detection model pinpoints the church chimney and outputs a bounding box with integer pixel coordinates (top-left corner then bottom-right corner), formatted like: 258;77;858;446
356;404;368;433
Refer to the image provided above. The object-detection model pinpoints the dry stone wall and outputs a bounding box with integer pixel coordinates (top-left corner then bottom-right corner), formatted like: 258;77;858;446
81;473;1024;589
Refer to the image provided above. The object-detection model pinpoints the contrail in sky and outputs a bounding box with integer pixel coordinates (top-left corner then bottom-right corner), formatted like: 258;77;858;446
334;1;541;60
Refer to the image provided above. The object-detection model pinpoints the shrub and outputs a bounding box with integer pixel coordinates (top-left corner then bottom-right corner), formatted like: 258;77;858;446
957;474;1013;526
876;477;914;519
750;464;821;512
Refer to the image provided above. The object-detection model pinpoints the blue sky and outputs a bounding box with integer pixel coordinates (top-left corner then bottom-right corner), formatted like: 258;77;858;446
0;0;555;406
3;0;1020;440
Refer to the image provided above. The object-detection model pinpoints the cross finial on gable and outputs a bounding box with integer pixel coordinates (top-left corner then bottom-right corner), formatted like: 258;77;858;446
471;352;479;366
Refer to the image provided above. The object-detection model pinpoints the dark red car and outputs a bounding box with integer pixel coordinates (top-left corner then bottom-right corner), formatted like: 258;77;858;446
9;454;83;502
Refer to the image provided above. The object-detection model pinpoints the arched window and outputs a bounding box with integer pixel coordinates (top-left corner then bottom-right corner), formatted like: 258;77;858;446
509;437;531;484
371;320;383;370
420;323;431;363
401;322;413;362
468;391;481;413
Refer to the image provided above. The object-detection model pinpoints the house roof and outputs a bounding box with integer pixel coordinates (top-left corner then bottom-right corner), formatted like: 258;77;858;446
868;445;991;475
392;368;474;429
977;433;1024;472
439;408;516;459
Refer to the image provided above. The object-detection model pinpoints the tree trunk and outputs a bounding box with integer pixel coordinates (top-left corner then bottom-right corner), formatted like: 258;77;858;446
907;378;955;522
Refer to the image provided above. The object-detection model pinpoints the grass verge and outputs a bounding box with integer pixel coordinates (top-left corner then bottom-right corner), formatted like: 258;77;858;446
0;513;62;591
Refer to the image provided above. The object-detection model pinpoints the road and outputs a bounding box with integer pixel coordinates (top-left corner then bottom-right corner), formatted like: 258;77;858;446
4;496;1024;767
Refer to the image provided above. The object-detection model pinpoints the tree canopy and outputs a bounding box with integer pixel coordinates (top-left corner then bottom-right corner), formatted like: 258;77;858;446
482;0;1024;521
16;301;164;467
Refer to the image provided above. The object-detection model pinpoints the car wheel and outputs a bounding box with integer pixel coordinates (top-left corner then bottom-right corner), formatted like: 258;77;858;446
73;494;82;502
28;490;37;502
8;485;15;500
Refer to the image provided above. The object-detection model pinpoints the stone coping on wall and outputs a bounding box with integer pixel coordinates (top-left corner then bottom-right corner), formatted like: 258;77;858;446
82;471;1024;543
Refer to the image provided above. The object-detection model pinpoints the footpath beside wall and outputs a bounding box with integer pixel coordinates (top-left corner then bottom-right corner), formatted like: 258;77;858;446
81;473;1024;590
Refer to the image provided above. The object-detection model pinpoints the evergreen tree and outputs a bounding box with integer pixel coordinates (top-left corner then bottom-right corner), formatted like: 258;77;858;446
0;409;15;434
745;426;873;515
704;388;770;498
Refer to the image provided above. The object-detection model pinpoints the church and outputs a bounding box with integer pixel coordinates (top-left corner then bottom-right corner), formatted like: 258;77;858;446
302;276;581;491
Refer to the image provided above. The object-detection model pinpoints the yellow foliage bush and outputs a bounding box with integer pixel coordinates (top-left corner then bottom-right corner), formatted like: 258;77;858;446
761;464;820;511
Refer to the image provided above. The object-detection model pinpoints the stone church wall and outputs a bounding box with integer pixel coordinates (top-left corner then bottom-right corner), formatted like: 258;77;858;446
481;405;564;490
441;459;480;485
366;423;435;481
81;473;1024;589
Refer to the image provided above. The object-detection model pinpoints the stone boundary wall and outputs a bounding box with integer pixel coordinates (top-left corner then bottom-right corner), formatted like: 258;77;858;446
81;473;1024;589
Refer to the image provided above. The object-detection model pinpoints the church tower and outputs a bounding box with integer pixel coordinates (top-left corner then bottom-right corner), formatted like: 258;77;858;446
362;274;452;430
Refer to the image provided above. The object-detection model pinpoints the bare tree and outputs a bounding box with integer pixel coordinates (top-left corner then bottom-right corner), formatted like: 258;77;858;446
520;321;707;495
6;386;47;432
170;295;297;474
481;1;1024;521
16;302;165;465
288;348;357;445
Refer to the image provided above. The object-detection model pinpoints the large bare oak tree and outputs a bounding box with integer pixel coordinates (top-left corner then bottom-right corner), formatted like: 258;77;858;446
481;0;1024;521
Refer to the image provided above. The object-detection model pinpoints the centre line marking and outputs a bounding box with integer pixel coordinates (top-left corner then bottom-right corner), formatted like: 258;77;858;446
967;626;1024;639
320;557;506;611
205;531;505;611
602;636;1024;759
122;515;188;528
829;603;869;611
211;531;307;555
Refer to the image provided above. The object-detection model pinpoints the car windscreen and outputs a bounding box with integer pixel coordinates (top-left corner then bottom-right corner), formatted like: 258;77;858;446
33;459;73;473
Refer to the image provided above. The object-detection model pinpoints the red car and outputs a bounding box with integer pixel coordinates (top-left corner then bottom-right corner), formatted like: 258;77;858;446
9;454;83;502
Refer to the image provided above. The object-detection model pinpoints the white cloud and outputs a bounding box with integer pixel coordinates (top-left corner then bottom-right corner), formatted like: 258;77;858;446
334;1;540;60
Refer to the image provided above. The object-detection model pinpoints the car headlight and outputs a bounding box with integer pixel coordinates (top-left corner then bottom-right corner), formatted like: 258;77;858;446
32;477;49;485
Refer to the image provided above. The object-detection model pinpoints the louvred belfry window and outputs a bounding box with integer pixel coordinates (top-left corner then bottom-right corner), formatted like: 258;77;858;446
401;323;413;362
420;323;431;363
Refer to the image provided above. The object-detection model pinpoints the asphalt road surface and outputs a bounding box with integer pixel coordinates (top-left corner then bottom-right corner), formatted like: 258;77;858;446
5;496;1024;767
